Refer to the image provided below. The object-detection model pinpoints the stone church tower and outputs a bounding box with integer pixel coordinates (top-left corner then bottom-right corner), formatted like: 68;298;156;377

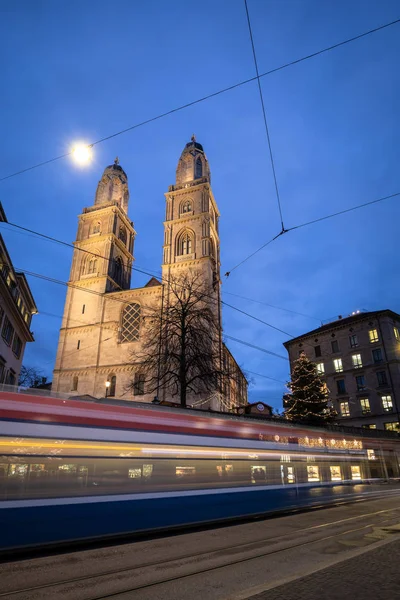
52;138;247;410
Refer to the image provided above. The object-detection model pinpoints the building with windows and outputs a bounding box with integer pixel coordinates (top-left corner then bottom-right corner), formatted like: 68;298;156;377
0;204;37;384
52;137;247;410
283;310;400;431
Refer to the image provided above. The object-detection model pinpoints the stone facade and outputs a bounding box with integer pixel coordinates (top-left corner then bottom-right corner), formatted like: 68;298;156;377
0;204;37;384
53;139;248;410
283;310;400;430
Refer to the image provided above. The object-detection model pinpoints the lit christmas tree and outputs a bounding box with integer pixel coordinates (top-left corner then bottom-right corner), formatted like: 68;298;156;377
284;352;336;425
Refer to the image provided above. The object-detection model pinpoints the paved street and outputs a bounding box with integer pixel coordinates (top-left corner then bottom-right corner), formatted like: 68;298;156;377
1;487;400;599
249;539;400;600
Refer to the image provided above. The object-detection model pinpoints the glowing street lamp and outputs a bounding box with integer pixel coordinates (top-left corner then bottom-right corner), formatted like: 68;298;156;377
105;380;111;398
71;143;92;166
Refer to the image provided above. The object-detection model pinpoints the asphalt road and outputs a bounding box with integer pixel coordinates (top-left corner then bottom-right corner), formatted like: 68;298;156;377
1;486;400;600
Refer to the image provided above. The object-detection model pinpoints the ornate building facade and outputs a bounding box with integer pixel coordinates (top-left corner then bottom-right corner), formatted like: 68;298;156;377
52;137;247;410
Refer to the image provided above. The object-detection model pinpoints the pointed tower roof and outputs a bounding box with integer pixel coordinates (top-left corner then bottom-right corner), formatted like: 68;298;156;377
175;135;211;187
94;157;129;213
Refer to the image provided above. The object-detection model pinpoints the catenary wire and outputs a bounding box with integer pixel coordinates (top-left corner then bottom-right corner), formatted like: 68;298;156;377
224;334;289;361
21;267;288;362
223;291;322;322
3;220;300;337
225;189;400;276
244;0;284;230
1;18;399;183
1;220;323;326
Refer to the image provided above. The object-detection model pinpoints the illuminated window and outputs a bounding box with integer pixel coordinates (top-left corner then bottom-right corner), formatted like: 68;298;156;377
330;466;342;481
129;468;142;479
394;327;400;341
143;464;153;479
336;379;346;394
331;340;339;353
180;200;192;214
251;465;266;483
307;465;320;482
369;329;379;343
367;449;376;460
372;348;383;363
314;345;321;358
349;334;358;348
360;398;370;414
216;464;233;477
340;401;350;417
121;303;141;342
377;371;388;386
333;358;343;373
362;424;376;429
356;375;366;391
351;466;362;480
382;395;393;411
287;466;295;483
384;422;399;431
352;354;363;369
316;362;325;374
176;466;196;477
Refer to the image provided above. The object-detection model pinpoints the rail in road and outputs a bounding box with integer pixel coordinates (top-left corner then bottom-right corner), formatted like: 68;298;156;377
1;488;400;600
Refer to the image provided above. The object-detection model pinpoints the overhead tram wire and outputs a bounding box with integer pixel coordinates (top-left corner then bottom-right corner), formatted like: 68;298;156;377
244;0;284;231
18;267;288;363
1;18;399;183
225;189;400;276
223;291;322;322
1;220;322;326
4;220;301;338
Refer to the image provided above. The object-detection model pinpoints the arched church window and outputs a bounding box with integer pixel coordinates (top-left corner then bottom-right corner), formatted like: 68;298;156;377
121;303;141;342
177;231;193;256
180;200;192;215
113;257;123;286
195;157;202;179
119;226;127;244
92;222;101;234
88;259;97;274
210;239;216;260
71;376;78;391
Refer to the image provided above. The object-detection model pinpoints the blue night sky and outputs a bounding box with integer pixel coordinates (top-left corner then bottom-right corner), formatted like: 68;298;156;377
1;1;399;409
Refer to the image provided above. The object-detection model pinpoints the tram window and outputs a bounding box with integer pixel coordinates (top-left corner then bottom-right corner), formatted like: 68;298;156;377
251;465;266;483
176;466;196;477
307;465;320;482
0;464;8;477
143;464;153;478
9;464;28;477
216;464;233;477
58;464;77;473
129;468;142;479
287;466;295;483
330;466;342;481
30;464;47;478
351;466;362;480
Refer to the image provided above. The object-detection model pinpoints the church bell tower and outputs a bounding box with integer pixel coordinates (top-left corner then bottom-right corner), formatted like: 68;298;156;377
162;136;220;289
52;159;136;392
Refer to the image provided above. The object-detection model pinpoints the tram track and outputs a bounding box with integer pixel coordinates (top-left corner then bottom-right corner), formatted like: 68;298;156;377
2;493;400;600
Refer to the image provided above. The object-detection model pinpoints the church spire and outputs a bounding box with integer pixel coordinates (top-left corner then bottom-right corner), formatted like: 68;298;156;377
94;159;129;214
175;136;211;187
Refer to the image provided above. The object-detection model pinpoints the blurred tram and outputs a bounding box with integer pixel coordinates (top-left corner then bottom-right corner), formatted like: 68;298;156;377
0;391;399;552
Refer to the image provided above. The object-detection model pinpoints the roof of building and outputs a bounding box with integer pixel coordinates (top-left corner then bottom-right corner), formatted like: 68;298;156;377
182;135;204;154
283;309;400;348
103;158;127;179
144;277;162;288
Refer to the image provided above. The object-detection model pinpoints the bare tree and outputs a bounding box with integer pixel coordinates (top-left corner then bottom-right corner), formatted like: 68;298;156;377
18;365;47;388
129;271;228;408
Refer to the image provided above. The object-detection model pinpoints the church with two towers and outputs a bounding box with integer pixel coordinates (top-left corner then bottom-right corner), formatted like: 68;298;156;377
52;137;247;411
